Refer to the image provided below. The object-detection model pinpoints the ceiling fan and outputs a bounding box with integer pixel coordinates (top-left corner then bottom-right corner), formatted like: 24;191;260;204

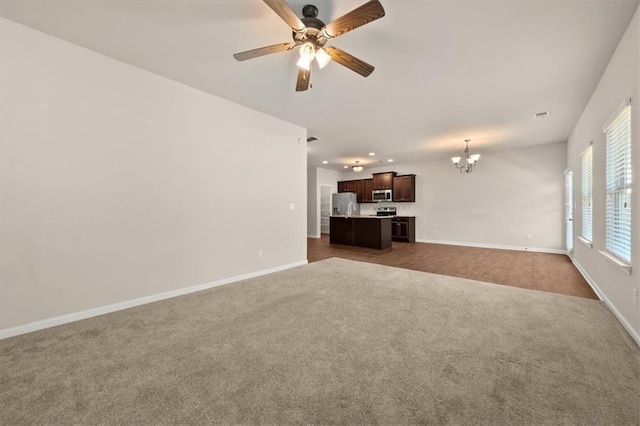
233;0;385;92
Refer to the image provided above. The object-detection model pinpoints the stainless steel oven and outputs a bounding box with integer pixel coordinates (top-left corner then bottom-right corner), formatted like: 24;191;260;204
372;189;392;202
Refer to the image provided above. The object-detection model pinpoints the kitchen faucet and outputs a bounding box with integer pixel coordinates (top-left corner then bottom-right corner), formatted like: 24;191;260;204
347;202;355;217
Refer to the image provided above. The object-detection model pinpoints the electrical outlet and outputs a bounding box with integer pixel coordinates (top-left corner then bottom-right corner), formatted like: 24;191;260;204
434;229;439;234
289;203;296;210
526;233;532;240
633;288;638;306
258;249;263;258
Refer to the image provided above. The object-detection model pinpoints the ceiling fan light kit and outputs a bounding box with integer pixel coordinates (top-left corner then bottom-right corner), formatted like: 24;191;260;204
352;161;364;172
314;47;331;69
296;42;330;71
233;0;385;91
452;139;481;174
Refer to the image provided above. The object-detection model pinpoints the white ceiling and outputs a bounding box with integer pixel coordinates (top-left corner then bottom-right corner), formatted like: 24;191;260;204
1;0;637;170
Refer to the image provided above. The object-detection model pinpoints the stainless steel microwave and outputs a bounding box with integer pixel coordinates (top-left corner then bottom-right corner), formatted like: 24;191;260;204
372;189;392;202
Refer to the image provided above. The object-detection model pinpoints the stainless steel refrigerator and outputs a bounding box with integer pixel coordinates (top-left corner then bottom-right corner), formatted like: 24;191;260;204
331;192;360;216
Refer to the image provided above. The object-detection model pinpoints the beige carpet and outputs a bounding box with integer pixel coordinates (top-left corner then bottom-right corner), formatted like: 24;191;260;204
1;258;638;425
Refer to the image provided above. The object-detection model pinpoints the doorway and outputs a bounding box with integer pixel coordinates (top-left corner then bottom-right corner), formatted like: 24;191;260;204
565;169;574;255
320;185;332;235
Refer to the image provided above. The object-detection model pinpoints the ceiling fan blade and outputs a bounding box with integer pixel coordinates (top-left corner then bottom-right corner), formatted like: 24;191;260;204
296;67;311;92
233;42;297;61
263;0;306;33
321;0;385;40
325;47;375;77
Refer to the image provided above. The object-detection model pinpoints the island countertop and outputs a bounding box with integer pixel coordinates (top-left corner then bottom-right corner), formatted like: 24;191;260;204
330;215;393;219
330;215;416;219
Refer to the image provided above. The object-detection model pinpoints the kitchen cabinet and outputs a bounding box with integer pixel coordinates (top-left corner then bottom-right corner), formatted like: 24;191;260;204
329;216;354;245
372;172;396;190
354;217;392;249
338;180;357;193
391;216;416;242
338;179;375;203
363;179;374;203
393;175;416;202
355;179;375;203
330;216;392;249
355;180;366;203
340;173;408;202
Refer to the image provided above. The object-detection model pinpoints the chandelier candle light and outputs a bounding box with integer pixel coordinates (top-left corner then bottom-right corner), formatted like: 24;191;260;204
451;139;481;173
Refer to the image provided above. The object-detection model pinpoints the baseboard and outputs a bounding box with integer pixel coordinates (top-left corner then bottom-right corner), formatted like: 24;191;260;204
307;234;321;239
572;259;640;347
416;239;566;255
0;260;308;340
571;260;605;301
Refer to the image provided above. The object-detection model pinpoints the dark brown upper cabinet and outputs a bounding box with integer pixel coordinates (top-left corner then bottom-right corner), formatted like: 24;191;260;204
393;175;416;202
338;180;358;193
372;172;396;190
338;179;375;203
363;179;374;203
339;172;413;203
355;180;366;203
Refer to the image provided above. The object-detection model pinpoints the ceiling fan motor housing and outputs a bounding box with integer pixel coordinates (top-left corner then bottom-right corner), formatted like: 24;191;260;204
302;4;319;18
293;5;327;46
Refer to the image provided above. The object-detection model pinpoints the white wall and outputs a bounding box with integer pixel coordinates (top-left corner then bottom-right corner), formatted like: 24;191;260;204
0;18;307;333
307;168;318;237
341;142;567;253
317;167;341;198
566;7;639;344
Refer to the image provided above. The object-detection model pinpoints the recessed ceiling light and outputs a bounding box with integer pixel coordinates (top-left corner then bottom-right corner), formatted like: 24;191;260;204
322;160;328;164
388;159;394;162
534;111;550;119
343;165;349;169
369;152;376;156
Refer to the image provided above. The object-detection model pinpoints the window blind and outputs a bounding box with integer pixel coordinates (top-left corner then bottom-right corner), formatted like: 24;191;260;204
581;146;592;242
605;104;632;263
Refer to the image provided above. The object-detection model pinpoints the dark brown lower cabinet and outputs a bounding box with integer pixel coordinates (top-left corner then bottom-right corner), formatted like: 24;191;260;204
329;217;354;246
330;217;392;249
391;216;416;242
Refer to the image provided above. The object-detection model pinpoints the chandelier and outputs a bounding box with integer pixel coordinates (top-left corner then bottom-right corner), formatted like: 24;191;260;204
352;160;363;172
451;139;480;173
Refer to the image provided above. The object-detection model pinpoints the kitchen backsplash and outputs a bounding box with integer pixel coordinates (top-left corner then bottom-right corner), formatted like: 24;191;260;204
359;202;417;217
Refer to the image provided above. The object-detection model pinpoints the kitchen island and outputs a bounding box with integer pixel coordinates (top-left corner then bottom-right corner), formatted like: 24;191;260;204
330;215;392;250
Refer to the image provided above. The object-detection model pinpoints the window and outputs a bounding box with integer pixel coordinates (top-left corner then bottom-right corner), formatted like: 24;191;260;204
581;145;593;242
604;101;632;264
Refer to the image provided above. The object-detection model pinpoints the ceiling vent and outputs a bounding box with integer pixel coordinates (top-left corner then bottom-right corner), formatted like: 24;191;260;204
307;136;319;142
534;111;550;119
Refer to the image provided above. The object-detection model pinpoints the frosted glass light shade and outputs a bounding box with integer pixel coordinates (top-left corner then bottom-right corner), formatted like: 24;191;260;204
471;154;481;161
352;165;363;172
296;57;311;70
299;43;315;58
315;48;331;68
451;157;461;164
